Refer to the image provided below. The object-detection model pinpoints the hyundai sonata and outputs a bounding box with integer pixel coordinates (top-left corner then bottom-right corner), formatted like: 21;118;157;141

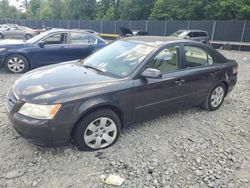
6;36;238;151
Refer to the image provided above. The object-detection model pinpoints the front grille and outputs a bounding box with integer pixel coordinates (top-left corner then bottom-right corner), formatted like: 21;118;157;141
6;88;18;111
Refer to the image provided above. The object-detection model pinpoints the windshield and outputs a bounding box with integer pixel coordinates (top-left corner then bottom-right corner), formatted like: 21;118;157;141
171;30;186;37
25;31;49;44
83;41;155;78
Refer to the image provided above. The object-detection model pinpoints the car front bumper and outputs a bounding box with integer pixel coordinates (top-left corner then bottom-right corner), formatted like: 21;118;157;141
6;90;75;147
7;112;74;146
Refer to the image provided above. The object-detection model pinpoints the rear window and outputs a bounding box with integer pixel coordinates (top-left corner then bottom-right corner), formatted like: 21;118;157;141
188;32;207;38
184;46;213;67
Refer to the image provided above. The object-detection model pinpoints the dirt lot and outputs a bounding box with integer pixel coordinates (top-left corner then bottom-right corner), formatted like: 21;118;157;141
0;50;249;188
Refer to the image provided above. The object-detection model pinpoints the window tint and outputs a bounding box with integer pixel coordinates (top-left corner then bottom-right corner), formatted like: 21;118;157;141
69;33;97;44
43;33;67;45
184;46;213;67
147;46;179;73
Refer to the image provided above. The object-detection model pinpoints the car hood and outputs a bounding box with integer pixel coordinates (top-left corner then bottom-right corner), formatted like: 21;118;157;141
0;39;27;49
12;61;126;104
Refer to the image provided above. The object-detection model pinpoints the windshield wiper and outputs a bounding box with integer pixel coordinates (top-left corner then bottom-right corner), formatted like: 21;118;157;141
83;64;104;73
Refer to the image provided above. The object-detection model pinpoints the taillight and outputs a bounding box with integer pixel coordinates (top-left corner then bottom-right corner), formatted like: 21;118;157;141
233;64;239;74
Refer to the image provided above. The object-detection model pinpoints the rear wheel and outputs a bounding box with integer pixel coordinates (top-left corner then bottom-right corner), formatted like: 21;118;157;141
4;54;29;74
202;83;226;111
25;34;33;40
73;108;121;151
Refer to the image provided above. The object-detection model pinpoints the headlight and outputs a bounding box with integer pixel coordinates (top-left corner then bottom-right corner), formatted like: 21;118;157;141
0;48;6;52
18;103;61;120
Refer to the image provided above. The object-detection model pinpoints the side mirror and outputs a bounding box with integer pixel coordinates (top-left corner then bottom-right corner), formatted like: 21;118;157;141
185;36;190;39
37;41;45;48
141;68;162;79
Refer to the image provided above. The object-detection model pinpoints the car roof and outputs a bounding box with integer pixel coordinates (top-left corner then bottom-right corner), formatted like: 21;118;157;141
178;29;208;33
47;28;95;34
120;36;187;47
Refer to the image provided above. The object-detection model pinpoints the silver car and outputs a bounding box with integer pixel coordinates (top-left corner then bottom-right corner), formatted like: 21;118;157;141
171;30;209;44
0;25;37;40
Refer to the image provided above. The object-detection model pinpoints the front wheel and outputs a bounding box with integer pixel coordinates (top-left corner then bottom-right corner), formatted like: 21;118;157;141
202;83;226;111
4;54;29;74
73;109;121;151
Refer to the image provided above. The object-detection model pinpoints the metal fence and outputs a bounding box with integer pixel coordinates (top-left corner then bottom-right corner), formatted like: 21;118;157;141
0;19;249;42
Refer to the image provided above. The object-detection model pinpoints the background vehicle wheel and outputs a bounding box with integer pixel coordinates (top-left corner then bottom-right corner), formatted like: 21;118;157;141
4;54;29;74
73;108;121;151
0;33;4;39
202;83;226;111
25;34;33;40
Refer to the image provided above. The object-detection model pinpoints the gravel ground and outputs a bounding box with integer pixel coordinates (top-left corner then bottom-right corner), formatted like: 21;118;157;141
0;50;249;188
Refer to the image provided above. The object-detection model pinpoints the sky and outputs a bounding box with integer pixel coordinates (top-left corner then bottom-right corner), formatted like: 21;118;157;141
9;0;23;9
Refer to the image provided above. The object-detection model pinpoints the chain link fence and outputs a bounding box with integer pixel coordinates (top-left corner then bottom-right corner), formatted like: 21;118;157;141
0;19;249;43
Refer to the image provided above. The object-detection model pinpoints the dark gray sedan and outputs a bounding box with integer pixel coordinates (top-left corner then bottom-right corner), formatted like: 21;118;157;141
6;36;238;151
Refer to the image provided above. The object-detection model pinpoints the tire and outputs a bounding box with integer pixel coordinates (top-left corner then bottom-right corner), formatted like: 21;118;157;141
4;54;29;74
25;34;33;40
73;108;121;151
202;83;226;111
0;33;4;39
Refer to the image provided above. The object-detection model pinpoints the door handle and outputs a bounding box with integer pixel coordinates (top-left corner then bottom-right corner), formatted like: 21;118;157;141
175;80;185;86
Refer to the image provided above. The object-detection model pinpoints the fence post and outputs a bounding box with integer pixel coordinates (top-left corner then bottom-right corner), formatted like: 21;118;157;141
187;21;190;29
129;20;132;29
100;20;103;33
239;20;246;51
164;21;168;36
67;20;70;29
211;21;216;41
115;21;117;34
145;20;149;32
89;20;91;29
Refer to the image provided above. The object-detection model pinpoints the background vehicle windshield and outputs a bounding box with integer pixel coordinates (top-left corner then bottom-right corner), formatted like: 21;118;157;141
84;41;155;78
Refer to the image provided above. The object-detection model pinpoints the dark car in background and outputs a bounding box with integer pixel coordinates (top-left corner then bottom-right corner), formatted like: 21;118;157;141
0;25;38;40
171;30;209;44
119;27;149;37
6;36;238;151
0;29;107;73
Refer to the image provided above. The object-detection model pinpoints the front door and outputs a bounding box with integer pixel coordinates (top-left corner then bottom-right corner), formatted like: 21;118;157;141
29;32;70;67
133;44;186;121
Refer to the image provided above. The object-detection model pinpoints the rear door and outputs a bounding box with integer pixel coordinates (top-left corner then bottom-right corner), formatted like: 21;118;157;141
67;32;100;60
133;43;187;121
178;44;223;107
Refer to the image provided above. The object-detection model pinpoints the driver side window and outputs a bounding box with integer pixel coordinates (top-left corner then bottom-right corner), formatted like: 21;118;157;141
43;33;67;45
147;46;180;74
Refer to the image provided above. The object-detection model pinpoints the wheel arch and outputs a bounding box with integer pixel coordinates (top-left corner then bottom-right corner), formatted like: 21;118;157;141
213;80;229;96
3;53;31;69
71;103;124;137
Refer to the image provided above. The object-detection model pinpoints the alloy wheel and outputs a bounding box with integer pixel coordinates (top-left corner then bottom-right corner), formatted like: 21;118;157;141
210;86;225;108
7;57;25;73
84;117;117;149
